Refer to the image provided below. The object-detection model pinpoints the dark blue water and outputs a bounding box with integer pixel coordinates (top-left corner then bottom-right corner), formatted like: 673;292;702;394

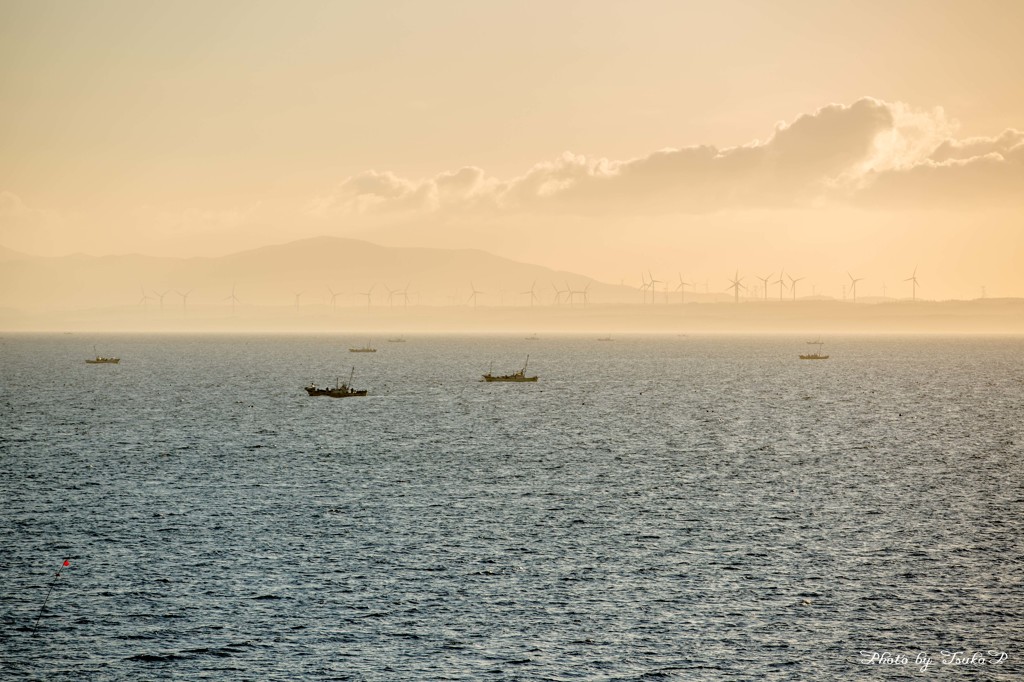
2;334;1022;680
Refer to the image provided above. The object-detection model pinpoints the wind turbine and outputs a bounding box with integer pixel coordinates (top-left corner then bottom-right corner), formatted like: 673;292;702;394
293;291;304;310
638;272;651;305
399;282;411;308
467;282;484;308
552;282;567;306
847;272;864;302
385;285;397;308
154;290;169;313
727;270;744;304
905;266;920;301
756;273;773;301
773;270;787;301
565;281;577;307
787;274;804;301
327;286;343;309
177;289;192;314
138;287;154;307
675;273;693;304
356;285;374;310
521;281;538;307
648;271;662;304
224;284;240;315
566;282;590;307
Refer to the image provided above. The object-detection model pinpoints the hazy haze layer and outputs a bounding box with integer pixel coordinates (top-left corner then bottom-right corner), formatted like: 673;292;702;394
2;1;1022;303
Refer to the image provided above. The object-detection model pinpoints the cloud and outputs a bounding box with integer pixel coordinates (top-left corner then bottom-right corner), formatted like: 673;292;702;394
308;167;499;216
0;190;56;224
928;129;1024;162
855;137;1024;208
309;99;1024;218
496;98;897;213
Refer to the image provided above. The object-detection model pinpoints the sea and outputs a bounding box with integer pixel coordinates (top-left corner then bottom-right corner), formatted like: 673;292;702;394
1;333;1022;680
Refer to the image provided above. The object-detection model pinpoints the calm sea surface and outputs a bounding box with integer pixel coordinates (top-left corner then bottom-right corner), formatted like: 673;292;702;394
1;334;1022;680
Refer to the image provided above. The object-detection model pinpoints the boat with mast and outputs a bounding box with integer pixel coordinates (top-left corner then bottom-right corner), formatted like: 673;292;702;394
85;346;120;364
305;367;368;397
349;341;377;353
800;339;829;360
482;355;538;382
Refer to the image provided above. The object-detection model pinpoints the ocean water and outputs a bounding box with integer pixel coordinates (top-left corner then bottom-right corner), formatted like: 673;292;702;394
1;333;1022;680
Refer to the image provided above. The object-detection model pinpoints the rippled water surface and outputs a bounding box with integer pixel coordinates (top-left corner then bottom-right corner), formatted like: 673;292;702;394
2;334;1022;680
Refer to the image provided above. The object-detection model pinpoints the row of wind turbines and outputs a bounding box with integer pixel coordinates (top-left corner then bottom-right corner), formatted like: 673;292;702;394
722;267;921;303
137;283;415;314
135;267;924;314
135;280;596;313
137;287;194;312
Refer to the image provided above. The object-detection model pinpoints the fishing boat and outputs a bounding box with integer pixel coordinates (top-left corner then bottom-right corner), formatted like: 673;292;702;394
86;346;119;364
800;340;829;360
482;355;538;382
387;337;406;343
349;341;377;353
524;333;539;341
305;368;368;397
86;356;120;364
597;335;613;341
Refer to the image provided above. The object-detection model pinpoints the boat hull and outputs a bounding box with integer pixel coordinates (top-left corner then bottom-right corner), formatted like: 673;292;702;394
482;375;538;382
305;386;367;397
86;358;120;364
799;354;829;360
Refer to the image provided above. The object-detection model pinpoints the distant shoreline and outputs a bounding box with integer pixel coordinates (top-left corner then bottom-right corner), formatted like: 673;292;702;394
3;299;1022;335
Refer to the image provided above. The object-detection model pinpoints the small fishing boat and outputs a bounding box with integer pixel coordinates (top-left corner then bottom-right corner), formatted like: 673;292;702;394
482;355;538;382
349;341;377;353
800;340;829;360
86;346;120;364
305;368;368;397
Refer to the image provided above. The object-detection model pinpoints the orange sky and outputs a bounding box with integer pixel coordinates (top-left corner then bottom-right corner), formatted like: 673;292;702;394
2;0;1022;300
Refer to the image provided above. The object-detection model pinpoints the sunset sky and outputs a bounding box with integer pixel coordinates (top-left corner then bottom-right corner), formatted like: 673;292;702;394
2;0;1022;300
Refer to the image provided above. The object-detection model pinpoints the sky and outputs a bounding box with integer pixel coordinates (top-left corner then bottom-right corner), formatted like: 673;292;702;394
2;0;1023;300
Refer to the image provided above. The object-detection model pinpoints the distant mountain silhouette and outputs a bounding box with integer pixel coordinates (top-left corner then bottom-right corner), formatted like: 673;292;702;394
0;245;33;262
0;236;632;311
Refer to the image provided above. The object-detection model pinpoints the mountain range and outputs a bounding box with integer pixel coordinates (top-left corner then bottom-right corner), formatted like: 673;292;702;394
0;236;654;312
2;237;1021;333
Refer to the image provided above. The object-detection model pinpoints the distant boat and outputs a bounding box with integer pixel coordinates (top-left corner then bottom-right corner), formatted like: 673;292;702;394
597;335;613;341
482;355;538;382
349;341;377;353
387;337;406;343
86;346;119;364
305;368;367;397
800;340;829;360
525;334;539;341
86;356;120;364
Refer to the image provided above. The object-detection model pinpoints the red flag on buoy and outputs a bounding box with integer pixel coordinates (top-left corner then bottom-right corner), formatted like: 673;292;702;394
33;557;72;634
